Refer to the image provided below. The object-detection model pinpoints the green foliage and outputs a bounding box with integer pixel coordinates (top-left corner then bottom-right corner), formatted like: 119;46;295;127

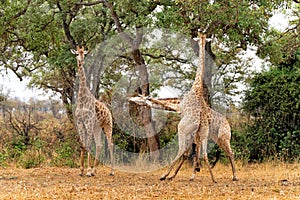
258;3;300;65
51;136;79;168
1;0;293;108
18;148;44;169
243;57;300;162
0;151;8;167
4;137;45;168
158;112;180;147
51;145;77;168
9;137;27;159
230;130;251;163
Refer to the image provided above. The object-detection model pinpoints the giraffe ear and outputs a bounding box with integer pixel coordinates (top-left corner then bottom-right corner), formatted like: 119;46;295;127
71;49;77;55
84;50;88;55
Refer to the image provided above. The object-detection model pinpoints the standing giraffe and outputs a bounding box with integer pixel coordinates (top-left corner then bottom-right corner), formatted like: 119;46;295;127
159;30;216;181
129;95;238;181
72;46;114;177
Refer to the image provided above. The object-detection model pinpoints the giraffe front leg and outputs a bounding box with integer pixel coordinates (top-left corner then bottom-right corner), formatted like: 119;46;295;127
91;158;99;176
86;152;93;177
79;147;85;176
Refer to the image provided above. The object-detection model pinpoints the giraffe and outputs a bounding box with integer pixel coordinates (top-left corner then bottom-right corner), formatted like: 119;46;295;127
128;95;238;181
72;46;114;177
158;30;216;182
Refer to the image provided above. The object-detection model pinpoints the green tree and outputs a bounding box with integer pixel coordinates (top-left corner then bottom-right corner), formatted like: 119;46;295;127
258;1;300;65
0;0;115;120
243;52;300;161
154;0;292;105
1;0;299;158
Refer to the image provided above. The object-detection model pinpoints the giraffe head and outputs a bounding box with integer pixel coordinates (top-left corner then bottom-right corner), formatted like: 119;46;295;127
71;46;88;65
128;94;149;106
197;29;207;47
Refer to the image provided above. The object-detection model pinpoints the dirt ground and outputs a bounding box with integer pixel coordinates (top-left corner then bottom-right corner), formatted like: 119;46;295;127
0;162;299;200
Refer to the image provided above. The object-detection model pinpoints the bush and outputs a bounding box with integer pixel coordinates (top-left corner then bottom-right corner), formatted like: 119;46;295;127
243;58;300;162
18;148;44;169
51;139;79;168
0;151;8;167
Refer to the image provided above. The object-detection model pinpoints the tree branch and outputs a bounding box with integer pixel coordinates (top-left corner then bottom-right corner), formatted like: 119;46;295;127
76;0;105;6
78;0;134;45
56;2;76;48
11;0;32;20
142;52;189;64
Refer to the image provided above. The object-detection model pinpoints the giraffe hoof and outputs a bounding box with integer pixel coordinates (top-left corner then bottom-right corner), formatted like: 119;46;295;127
160;176;166;181
195;167;201;172
190;174;195;181
233;177;238;181
109;173;114;176
167;176;174;181
86;173;93;177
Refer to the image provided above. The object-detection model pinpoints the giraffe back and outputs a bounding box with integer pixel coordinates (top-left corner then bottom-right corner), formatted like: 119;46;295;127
95;100;112;128
180;90;211;126
209;109;230;142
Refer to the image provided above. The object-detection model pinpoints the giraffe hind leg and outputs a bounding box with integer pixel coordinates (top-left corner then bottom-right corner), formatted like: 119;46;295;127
160;150;186;181
218;139;238;181
160;121;197;181
104;126;114;176
203;144;217;183
167;152;189;181
199;125;216;183
91;125;102;176
190;143;201;172
190;140;201;181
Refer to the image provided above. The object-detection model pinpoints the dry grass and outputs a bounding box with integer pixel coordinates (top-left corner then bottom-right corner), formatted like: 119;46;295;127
0;162;299;199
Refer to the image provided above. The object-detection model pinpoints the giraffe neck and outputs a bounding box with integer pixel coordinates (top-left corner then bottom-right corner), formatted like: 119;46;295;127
191;33;206;97
130;96;180;112
78;62;88;93
150;98;180;112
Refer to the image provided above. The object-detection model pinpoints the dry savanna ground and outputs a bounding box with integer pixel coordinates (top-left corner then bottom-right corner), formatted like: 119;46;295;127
0;162;299;200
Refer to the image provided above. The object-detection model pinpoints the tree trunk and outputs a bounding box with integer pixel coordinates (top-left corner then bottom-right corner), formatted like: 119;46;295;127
131;48;160;161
